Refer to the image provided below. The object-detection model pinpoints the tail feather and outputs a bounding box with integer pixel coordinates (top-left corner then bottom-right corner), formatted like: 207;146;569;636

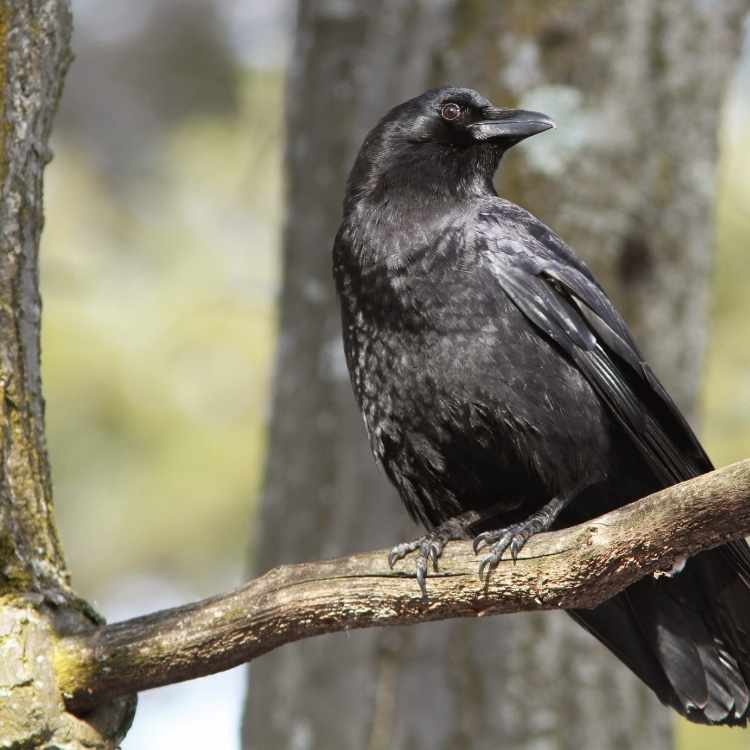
700;642;748;721
570;545;750;725
568;597;679;706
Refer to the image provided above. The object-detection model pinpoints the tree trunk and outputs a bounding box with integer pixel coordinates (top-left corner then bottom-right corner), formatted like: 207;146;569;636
0;2;133;746
243;2;748;748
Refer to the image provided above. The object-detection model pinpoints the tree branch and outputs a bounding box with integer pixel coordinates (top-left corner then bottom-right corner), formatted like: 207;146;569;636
55;459;750;712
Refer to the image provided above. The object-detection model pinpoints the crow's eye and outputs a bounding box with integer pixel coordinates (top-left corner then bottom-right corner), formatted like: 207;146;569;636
440;102;462;122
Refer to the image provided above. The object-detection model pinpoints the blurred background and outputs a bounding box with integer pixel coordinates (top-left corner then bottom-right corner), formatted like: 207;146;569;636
41;2;748;749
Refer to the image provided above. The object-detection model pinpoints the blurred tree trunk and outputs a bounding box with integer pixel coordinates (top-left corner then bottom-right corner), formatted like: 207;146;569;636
0;2;133;747
243;2;748;748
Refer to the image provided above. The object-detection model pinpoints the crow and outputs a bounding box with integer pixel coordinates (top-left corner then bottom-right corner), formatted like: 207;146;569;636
333;86;750;725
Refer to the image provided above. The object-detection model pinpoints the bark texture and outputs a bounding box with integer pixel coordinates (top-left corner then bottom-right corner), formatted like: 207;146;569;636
0;0;69;599
0;2;133;746
244;2;749;749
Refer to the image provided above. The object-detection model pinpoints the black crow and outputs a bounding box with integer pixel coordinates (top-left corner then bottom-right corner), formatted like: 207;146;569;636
333;86;750;725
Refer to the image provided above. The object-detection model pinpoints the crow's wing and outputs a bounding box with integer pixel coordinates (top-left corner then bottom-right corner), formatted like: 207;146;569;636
479;208;750;723
479;218;711;485
481;207;750;577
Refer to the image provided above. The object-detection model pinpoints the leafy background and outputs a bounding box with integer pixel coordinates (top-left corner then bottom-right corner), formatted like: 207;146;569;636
40;2;749;747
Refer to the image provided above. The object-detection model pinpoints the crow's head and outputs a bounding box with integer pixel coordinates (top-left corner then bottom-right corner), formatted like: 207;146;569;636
384;87;554;150
345;87;554;209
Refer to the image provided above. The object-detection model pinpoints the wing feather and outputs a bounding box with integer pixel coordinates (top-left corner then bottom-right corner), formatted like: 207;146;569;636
483;229;710;485
478;205;750;724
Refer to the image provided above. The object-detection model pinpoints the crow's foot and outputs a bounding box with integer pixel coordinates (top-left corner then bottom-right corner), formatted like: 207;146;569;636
388;514;477;596
473;501;564;581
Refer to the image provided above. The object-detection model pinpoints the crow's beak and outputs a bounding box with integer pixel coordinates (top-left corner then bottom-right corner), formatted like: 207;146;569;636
469;108;555;144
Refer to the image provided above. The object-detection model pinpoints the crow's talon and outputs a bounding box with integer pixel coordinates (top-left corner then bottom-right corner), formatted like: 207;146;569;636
472;531;495;554
510;537;523;563
473;519;548;580
387;518;475;594
388;537;446;572
388;540;421;569
427;543;440;569
387;534;447;594
478;554;495;581
416;556;428;596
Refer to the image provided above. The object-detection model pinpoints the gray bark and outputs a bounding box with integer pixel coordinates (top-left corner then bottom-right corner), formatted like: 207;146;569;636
243;2;748;749
0;2;133;746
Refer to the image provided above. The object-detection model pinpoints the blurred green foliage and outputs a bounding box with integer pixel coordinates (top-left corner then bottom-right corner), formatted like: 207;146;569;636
703;127;750;468
42;71;283;594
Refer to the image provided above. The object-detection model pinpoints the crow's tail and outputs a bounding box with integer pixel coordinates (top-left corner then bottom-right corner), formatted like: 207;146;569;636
569;541;750;725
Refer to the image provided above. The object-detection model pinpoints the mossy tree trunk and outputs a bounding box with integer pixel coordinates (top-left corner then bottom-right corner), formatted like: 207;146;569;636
0;2;133;747
243;1;748;749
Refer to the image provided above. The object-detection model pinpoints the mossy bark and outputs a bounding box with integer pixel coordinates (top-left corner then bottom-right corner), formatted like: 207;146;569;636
0;2;134;746
243;1;749;749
